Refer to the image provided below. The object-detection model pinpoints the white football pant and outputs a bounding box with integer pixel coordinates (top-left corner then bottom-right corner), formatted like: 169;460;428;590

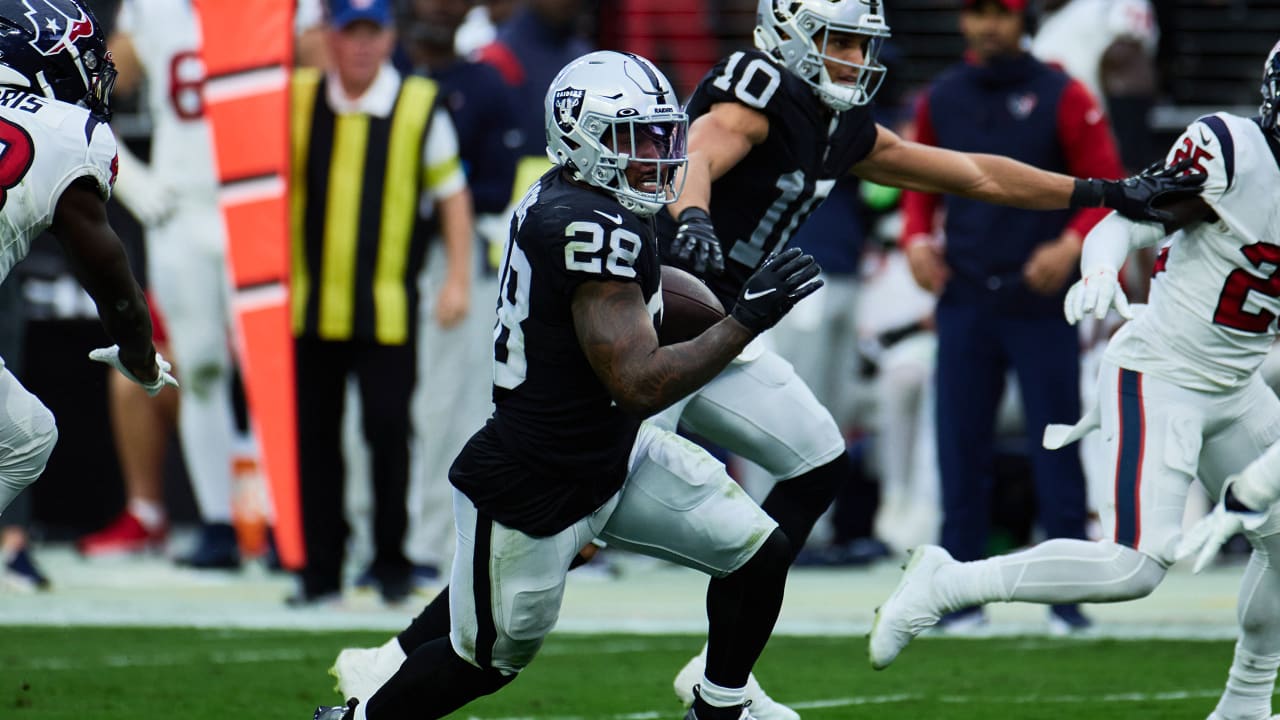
146;201;236;523
0;360;56;514
448;422;778;674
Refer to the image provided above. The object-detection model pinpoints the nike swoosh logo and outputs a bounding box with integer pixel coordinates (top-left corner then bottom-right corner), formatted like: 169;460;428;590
1198;126;1212;146
742;287;775;301
594;210;623;225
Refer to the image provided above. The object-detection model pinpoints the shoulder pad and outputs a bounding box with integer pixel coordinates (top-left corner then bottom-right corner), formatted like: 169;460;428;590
697;49;795;113
1164;114;1235;202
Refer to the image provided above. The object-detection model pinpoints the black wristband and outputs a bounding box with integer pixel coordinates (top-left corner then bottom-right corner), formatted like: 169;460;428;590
1225;486;1258;513
1070;178;1104;209
677;206;711;224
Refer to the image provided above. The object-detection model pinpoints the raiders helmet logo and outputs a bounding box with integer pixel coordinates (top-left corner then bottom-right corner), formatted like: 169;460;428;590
554;86;585;134
21;0;95;57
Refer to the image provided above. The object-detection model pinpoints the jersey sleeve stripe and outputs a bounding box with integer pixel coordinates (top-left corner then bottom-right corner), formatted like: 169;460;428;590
1256;117;1280;177
1200;115;1235;189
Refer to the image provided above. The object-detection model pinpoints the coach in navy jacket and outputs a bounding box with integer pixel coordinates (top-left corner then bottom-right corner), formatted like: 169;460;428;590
899;0;1125;627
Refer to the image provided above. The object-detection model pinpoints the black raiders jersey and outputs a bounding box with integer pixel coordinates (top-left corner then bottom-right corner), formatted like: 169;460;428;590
660;49;879;307
449;168;663;536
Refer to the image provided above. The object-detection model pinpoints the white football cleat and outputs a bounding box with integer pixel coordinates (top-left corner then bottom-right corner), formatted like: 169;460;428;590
1205;713;1280;719
329;640;407;703
868;545;954;670
673;649;800;720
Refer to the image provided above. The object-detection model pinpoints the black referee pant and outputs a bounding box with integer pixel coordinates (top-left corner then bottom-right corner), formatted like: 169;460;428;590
295;336;416;597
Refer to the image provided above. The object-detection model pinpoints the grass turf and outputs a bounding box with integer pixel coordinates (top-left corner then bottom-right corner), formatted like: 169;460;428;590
0;627;1246;719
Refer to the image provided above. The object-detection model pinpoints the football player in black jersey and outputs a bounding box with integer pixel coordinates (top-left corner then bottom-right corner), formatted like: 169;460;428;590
657;1;1203;715
315;51;823;720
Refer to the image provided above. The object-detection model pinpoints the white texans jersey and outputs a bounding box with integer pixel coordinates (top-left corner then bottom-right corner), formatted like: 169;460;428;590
1032;0;1158;105
116;0;217;197
0;92;116;282
1106;113;1280;391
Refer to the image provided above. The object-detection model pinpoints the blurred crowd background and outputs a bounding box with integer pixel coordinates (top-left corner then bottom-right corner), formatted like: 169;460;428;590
3;0;1277;602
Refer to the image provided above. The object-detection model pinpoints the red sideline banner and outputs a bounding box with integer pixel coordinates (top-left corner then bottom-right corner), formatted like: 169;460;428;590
193;0;303;571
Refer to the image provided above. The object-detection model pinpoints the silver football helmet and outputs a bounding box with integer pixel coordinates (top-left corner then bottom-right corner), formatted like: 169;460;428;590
1262;39;1280;136
754;0;891;111
544;51;688;217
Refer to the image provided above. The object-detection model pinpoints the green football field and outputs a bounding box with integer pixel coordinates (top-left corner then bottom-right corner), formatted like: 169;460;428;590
0;626;1252;719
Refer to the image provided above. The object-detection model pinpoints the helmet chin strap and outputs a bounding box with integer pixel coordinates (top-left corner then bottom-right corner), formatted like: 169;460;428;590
32;69;55;101
618;194;660;217
817;80;857;112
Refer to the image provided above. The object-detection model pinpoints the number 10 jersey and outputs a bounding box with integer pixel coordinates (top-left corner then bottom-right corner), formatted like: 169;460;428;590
1106;112;1280;391
664;49;878;307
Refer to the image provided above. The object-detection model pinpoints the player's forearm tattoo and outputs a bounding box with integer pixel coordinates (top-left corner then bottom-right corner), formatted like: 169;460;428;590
578;282;749;418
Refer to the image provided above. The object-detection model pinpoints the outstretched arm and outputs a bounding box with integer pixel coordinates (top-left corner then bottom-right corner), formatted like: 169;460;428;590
853;123;1077;209
51;179;158;382
853;123;1204;223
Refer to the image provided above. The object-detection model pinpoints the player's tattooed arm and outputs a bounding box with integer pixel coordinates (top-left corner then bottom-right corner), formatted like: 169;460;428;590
52;178;158;380
573;279;752;418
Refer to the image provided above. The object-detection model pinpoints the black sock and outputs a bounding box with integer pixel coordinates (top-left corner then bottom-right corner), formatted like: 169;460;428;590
704;528;790;689
760;455;848;560
366;636;512;720
396;586;451;653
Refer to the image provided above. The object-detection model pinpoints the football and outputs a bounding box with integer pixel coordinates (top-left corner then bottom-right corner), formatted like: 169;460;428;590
659;265;726;345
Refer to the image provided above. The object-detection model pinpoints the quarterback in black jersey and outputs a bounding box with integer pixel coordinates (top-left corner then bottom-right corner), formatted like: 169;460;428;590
654;1;1205;716
315;51;824;720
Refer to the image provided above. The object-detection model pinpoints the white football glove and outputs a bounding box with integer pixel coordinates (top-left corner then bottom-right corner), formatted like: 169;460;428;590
1175;478;1268;574
89;345;179;397
1063;267;1133;325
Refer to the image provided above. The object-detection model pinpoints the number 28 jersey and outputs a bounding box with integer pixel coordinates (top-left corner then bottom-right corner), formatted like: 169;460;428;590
1106;113;1280;391
663;49;878;306
0;94;116;282
449;169;662;535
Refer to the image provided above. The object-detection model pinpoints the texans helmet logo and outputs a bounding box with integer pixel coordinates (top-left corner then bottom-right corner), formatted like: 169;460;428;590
21;0;95;57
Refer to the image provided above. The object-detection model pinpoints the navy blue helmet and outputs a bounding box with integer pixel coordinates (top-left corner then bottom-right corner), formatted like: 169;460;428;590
0;0;115;118
1263;39;1280;136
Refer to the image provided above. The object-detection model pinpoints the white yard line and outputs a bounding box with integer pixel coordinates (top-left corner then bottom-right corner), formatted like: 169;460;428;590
467;688;1241;720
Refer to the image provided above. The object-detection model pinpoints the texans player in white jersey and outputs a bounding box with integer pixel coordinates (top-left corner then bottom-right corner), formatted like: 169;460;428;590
871;39;1280;720
657;1;1202;715
77;0;242;568
0;0;176;516
315;51;822;720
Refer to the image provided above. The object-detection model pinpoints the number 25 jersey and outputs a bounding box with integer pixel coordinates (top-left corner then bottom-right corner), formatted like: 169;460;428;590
1106;113;1280;391
0;93;116;282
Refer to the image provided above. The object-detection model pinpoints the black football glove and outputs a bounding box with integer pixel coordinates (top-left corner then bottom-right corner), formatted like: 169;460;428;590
731;247;823;333
670;207;725;275
1070;157;1207;224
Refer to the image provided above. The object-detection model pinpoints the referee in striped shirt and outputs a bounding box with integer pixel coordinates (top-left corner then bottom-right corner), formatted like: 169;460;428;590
288;0;472;606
